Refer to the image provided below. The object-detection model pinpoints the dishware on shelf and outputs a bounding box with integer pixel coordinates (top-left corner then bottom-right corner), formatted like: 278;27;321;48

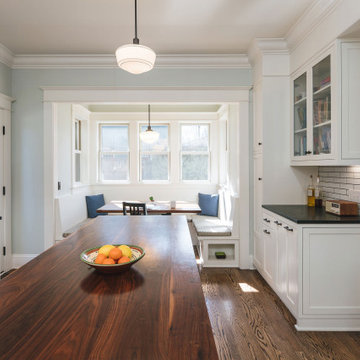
80;245;145;273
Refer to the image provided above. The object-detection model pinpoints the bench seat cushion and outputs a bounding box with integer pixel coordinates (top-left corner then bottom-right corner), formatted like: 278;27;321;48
192;215;232;237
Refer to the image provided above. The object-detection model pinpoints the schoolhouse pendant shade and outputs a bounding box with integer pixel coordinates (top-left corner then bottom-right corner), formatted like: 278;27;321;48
116;0;156;74
140;105;159;144
115;44;156;74
139;128;160;143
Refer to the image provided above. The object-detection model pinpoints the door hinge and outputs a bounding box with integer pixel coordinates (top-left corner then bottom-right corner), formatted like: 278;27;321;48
2;126;5;135
2;187;5;196
3;247;5;256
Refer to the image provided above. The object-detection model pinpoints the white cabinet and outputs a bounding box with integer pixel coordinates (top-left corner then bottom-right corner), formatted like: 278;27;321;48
263;222;277;287
0;93;13;274
256;208;360;331
291;40;360;165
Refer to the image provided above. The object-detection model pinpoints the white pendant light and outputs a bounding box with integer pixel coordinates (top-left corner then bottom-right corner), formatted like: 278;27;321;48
115;0;156;74
140;105;159;144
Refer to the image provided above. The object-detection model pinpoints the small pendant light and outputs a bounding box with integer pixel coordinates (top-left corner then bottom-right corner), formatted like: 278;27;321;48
115;0;156;74
140;105;159;144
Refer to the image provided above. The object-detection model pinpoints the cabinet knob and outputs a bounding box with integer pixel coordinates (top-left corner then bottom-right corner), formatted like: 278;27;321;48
305;151;312;155
263;229;270;235
258;142;262;146
258;177;262;181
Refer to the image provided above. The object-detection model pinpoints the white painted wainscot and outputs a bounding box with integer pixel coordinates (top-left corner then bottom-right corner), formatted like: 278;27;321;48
254;208;360;331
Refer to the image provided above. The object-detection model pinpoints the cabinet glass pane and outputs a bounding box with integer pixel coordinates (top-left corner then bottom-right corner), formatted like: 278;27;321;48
294;73;307;156
312;55;331;155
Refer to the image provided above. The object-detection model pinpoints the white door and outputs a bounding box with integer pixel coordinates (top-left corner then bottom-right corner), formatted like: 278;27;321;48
0;109;4;275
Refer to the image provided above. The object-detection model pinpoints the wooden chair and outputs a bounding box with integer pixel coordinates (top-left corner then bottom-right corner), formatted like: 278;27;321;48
122;202;147;216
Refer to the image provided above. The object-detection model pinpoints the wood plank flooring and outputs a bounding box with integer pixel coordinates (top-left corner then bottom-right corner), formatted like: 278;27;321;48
199;267;360;360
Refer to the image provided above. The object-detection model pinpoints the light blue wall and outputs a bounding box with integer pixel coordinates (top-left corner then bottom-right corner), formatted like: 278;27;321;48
0;62;12;96
11;67;252;254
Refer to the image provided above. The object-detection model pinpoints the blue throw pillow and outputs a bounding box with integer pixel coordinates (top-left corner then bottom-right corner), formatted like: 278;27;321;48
198;193;219;217
86;194;106;218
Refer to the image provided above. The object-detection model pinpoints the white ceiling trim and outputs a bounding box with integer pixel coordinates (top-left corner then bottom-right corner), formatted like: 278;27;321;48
0;43;14;68
285;0;342;51
11;53;250;70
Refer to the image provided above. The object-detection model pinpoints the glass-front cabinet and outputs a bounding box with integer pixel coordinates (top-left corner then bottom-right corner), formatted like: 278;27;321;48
292;53;334;162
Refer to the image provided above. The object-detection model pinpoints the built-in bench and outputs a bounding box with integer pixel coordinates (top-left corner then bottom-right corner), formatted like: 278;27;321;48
54;193;91;243
192;189;239;267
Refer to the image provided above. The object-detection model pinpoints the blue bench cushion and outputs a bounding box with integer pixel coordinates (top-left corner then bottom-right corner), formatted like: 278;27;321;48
198;193;219;217
86;194;106;218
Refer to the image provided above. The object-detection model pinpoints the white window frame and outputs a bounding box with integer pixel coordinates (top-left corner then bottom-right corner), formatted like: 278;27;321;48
139;123;170;183
180;123;211;183
98;123;130;183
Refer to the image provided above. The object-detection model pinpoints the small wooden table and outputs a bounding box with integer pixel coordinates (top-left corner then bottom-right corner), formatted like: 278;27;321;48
0;216;218;360
97;200;201;215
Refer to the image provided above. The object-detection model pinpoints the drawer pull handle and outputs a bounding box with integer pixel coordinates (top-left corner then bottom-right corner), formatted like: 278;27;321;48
263;230;270;235
305;150;312;155
263;218;270;223
274;221;282;226
284;226;293;232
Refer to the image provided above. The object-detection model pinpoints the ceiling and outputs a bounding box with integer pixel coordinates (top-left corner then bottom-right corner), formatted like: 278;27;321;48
0;0;313;55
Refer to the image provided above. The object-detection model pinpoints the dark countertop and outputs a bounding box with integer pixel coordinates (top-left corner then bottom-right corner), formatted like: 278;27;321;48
262;204;360;224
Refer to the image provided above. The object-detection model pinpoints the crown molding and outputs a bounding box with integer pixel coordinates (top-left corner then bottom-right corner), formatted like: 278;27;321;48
285;0;342;51
248;38;288;66
0;43;14;68
11;53;250;70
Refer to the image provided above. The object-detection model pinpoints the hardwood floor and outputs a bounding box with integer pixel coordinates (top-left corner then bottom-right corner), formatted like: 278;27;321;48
199;267;360;360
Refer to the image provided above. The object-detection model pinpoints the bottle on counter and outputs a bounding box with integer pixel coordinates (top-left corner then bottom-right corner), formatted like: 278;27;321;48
315;176;322;208
307;175;315;207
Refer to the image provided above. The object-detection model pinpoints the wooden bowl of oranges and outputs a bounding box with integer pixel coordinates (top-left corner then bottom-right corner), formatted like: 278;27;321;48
80;244;145;273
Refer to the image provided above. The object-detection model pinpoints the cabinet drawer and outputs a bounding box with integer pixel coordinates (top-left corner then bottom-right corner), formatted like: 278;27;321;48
262;210;275;230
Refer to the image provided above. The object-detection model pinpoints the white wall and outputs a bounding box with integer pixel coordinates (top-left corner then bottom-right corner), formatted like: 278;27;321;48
11;68;252;254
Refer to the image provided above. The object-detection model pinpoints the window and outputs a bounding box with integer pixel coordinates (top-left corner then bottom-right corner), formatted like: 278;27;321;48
140;125;169;181
74;120;82;183
99;125;129;181
181;124;210;181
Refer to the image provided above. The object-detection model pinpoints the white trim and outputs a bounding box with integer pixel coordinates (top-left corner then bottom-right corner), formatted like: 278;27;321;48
0;43;14;68
0;93;15;111
286;0;342;52
12;254;39;268
43;86;251;269
12;53;250;69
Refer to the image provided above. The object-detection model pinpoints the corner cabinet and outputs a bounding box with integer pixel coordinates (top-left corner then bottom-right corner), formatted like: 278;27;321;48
291;40;360;165
255;209;360;331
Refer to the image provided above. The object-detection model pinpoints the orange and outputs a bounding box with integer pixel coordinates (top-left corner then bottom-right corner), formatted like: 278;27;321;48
103;258;115;265
94;253;106;264
118;256;130;264
109;247;123;261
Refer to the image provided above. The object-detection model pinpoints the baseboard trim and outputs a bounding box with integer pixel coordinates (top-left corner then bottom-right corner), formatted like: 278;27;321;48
12;254;38;268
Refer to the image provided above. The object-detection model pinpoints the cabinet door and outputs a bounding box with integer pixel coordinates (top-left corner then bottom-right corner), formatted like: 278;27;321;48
263;224;277;285
341;42;360;160
276;221;287;296
293;72;308;158
311;55;333;158
303;227;360;315
253;155;263;235
285;222;298;310
0;110;3;274
253;83;263;154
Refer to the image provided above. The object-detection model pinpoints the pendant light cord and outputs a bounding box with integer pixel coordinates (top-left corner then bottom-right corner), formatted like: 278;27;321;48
133;0;139;44
147;104;151;130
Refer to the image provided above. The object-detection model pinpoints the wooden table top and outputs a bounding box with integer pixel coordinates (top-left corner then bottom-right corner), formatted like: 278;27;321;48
0;216;218;360
97;200;202;214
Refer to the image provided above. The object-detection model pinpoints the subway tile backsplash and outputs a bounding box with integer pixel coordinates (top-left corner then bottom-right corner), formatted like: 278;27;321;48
318;166;360;209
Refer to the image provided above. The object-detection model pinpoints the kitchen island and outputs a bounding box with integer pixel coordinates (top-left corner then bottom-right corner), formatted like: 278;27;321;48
0;216;218;360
